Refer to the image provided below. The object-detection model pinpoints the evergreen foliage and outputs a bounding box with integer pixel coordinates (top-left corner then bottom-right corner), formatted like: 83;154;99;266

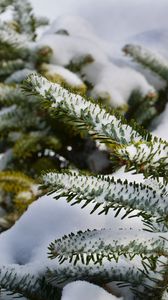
22;73;168;299
124;44;168;123
0;1;168;299
0;0;112;230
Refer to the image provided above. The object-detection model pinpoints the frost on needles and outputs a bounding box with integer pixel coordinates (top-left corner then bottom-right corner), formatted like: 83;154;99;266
1;1;168;299
19;73;168;299
25;73;168;181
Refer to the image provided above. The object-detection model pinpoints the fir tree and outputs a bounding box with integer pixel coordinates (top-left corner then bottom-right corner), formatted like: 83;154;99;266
0;68;167;299
0;0;112;230
0;1;168;299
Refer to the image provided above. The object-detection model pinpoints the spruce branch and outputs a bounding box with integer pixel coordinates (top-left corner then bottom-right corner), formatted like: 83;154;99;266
47;259;145;287
0;265;61;300
0;26;29;60
116;139;168;180
126;90;158;127
34;16;49;28
13;0;36;40
48;228;168;265
0;171;40;212
24;74;150;145
155;259;168;300
0;0;13;13
13;132;61;159
42;172;168;222
0;106;41;134
0;84;29;106
24;74;168;179
123;44;168;81
0;59;25;77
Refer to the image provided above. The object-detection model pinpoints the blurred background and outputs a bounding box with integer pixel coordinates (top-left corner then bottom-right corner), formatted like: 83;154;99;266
30;0;168;42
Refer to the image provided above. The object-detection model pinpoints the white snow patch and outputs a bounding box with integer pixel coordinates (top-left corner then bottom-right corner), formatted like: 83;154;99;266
38;34;108;66
61;281;123;300
42;63;84;86
82;61;155;107
37;16;156;107
0;194;143;265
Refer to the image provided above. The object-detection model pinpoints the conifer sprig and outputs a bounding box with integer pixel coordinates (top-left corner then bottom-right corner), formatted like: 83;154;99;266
47;258;146;286
24;74;147;145
0;265;61;300
24;74;168;179
0;26;29;60
123;44;168;81
116;139;168;180
48;228;168;264
42;172;168;222
13;0;36;40
0;0;13;13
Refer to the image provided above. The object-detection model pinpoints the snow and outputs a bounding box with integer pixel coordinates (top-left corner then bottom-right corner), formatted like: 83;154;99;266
61;281;123;300
28;73;143;143
38;33;108;66
41;63;84;87
128;29;168;60
112;166;144;184
43;15;114;59
162;290;168;300
45;15;100;40
1;2;168;299
82;61;155;106
0;195;143;265
0;194;144;299
30;0;168;43
43;172;167;219
5;68;35;83
37;18;157;106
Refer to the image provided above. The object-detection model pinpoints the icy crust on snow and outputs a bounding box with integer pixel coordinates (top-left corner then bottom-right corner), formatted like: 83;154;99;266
61;281;123;300
36;15;156;107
